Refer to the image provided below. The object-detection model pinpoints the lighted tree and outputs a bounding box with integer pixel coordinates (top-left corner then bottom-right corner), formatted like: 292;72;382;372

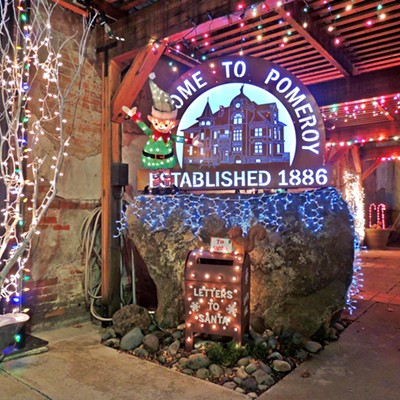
0;0;94;309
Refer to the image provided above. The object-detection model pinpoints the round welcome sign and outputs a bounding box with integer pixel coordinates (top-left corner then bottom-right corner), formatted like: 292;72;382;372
160;56;329;190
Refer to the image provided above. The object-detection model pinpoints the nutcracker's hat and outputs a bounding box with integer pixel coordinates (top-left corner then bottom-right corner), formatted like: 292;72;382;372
148;72;178;120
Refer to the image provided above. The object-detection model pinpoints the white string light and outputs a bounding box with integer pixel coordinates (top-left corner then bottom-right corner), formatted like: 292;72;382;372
0;0;94;311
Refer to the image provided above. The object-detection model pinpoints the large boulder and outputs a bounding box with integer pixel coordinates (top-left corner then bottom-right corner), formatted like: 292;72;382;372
127;188;354;337
112;304;151;336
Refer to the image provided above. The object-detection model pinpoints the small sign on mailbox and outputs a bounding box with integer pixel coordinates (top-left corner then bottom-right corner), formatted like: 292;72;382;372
210;237;232;253
184;249;250;351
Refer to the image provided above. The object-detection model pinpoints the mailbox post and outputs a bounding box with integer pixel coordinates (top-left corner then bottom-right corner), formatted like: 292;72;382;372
184;249;250;351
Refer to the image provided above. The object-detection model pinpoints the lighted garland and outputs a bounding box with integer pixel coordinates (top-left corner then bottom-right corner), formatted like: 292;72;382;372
341;170;365;312
129;187;346;236
0;0;94;311
127;187;362;311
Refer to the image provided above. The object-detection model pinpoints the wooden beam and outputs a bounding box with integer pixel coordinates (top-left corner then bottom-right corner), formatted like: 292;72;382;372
120;0;150;11
351;145;362;174
362;159;383;181
165;50;200;68
328;121;400;143
326;145;349;166
360;144;400;160
276;2;354;77
93;0;124;20
51;0;88;17
111;43;166;123
98;0;296;62
308;66;400;106
101;56;123;318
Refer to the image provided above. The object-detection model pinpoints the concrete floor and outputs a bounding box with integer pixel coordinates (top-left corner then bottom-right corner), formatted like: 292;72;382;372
1;249;399;400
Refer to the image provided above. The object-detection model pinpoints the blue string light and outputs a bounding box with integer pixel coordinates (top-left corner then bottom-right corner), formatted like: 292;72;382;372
127;187;362;311
128;187;350;236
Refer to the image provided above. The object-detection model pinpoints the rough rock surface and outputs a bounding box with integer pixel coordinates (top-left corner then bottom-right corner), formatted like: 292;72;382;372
127;188;354;337
120;327;144;351
112;304;151;336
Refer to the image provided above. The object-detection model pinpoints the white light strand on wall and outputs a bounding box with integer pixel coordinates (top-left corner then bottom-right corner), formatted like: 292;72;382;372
342;171;365;242
0;0;94;310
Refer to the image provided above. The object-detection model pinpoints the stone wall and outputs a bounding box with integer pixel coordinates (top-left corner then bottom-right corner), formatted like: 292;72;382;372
25;7;102;330
127;188;355;338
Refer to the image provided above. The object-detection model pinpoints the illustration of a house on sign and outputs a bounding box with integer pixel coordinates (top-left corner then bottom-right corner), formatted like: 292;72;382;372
182;86;290;167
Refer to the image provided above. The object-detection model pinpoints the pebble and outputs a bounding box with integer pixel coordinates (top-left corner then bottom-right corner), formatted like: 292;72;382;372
143;333;159;354
233;377;243;385
182;368;194;376
296;349;308;361
333;322;345;332
209;363;224;378
305;340;323;353
172;330;183;339
103;338;120;348
243;377;258;392
101;327;116;341
185;354;211;370
247;392;258;399
291;332;306;347
267;351;283;360
196;368;211;380
236;366;249;380
235;387;246;394
158;355;166;364
168;340;181;356
120;327;144;351
176;323;185;330
272;360;292;372
164;336;173;345
328;328;338;340
245;362;258;374
237;356;252;367
178;357;188;366
252;369;275;385
223;381;237;390
259;361;272;374
133;347;149;358
194;340;214;349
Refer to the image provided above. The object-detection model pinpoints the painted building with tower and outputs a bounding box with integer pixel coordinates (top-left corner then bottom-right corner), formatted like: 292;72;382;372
182;86;290;167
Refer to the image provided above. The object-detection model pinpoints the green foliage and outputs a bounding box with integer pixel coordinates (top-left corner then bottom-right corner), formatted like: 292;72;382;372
249;341;270;363
205;341;249;367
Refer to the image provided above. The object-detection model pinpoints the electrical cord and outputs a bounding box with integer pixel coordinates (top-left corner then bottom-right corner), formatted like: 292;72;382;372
80;206;136;322
79;206;113;322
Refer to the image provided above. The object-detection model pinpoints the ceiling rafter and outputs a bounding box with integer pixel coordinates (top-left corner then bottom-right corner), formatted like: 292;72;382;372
276;2;355;77
314;1;400;26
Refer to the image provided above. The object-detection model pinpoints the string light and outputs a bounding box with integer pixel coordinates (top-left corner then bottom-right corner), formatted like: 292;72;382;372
0;0;94;311
368;203;386;228
326;134;400;148
342;171;365;242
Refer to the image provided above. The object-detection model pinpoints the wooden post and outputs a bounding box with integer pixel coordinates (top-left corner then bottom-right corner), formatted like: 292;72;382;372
101;50;123;319
101;43;165;318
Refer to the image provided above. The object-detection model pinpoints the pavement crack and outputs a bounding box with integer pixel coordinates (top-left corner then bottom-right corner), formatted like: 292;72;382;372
0;368;53;399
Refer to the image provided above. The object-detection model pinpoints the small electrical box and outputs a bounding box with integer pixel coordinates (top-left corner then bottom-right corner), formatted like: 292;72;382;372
111;163;129;186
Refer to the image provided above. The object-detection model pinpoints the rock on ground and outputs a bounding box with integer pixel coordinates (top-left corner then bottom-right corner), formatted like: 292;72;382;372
127;189;354;337
120;327;144;351
112;304;151;336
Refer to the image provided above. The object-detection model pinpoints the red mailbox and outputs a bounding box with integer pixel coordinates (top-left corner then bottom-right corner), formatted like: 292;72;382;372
184;249;250;351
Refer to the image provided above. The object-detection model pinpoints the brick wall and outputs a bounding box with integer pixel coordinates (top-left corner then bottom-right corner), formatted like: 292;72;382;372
23;6;102;330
